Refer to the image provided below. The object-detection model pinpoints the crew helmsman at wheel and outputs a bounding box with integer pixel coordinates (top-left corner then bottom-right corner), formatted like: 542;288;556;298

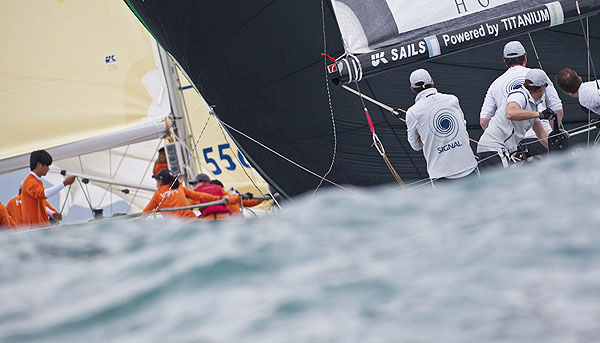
405;69;478;183
477;69;556;169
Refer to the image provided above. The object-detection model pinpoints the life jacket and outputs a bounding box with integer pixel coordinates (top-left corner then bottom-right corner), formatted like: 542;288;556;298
194;183;231;217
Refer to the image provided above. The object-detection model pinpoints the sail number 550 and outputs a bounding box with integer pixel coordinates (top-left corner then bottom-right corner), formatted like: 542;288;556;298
202;144;251;175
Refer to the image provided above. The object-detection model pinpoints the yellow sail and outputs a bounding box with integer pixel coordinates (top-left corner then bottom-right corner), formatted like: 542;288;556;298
0;0;273;216
0;0;168;169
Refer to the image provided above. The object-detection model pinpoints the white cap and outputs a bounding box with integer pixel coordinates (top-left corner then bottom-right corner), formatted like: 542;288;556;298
524;69;550;87
410;69;433;88
503;41;526;58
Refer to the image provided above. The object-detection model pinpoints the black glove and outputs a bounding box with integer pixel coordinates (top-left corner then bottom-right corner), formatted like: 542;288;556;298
539;108;556;120
243;192;253;199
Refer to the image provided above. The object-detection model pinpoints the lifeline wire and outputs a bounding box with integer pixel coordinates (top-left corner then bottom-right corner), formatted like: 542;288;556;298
218;119;357;194
212;114;283;210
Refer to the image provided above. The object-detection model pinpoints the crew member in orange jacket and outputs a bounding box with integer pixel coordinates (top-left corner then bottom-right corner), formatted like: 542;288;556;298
21;150;75;228
0;202;16;229
226;193;265;216
153;147;169;175
7;188;60;227
143;169;240;220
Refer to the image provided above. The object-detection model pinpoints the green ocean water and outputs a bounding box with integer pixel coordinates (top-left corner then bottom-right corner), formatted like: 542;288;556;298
1;148;600;342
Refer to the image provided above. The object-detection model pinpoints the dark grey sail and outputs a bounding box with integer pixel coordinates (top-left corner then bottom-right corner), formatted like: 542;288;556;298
124;0;600;197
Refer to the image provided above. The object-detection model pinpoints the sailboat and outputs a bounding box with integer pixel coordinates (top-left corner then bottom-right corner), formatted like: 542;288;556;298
0;0;271;222
123;0;600;197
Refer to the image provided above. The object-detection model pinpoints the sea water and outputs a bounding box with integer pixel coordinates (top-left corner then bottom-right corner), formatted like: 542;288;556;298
2;148;600;343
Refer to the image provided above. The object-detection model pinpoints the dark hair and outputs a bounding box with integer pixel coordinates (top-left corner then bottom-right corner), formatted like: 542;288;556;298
556;68;582;94
503;55;526;68
30;150;52;171
158;147;165;153
210;179;224;187
412;83;434;94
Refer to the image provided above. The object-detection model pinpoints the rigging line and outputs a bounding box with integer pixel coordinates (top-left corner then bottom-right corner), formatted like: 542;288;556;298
59;184;72;215
314;0;338;196
363;80;425;179
75;177;95;215
218;119;357;194
178;85;203;173
342;84;479;145
77;155;93;209
126;139;163;214
349;74;404;185
97;146;131;213
587;18;592;148
576;2;599;81
527;33;543;70
213;115;283;210
152;114;213;212
475;120;597;152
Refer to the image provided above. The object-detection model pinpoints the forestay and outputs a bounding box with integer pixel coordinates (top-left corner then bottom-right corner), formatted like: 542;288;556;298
329;0;600;84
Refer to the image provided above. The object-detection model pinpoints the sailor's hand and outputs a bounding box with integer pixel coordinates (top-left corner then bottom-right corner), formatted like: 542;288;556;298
222;196;229;202
63;175;76;186
52;212;63;221
243;192;253;199
539;108;556;120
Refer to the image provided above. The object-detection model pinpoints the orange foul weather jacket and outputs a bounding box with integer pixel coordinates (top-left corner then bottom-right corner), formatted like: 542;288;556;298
0;203;16;229
7;195;57;227
226;197;264;216
21;174;52;227
143;185;240;220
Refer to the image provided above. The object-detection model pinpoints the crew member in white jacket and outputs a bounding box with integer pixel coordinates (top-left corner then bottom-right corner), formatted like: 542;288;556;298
479;41;563;157
477;69;556;168
405;69;478;183
556;68;600;114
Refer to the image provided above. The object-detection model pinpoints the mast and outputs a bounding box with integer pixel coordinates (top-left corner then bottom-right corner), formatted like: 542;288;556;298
156;45;197;183
329;0;600;85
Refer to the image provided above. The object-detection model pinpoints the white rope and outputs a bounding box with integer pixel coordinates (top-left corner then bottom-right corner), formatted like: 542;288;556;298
313;0;338;196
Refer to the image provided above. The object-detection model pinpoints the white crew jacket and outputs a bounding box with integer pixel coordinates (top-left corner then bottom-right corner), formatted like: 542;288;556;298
406;88;477;179
480;65;562;138
579;80;600;114
477;87;543;154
